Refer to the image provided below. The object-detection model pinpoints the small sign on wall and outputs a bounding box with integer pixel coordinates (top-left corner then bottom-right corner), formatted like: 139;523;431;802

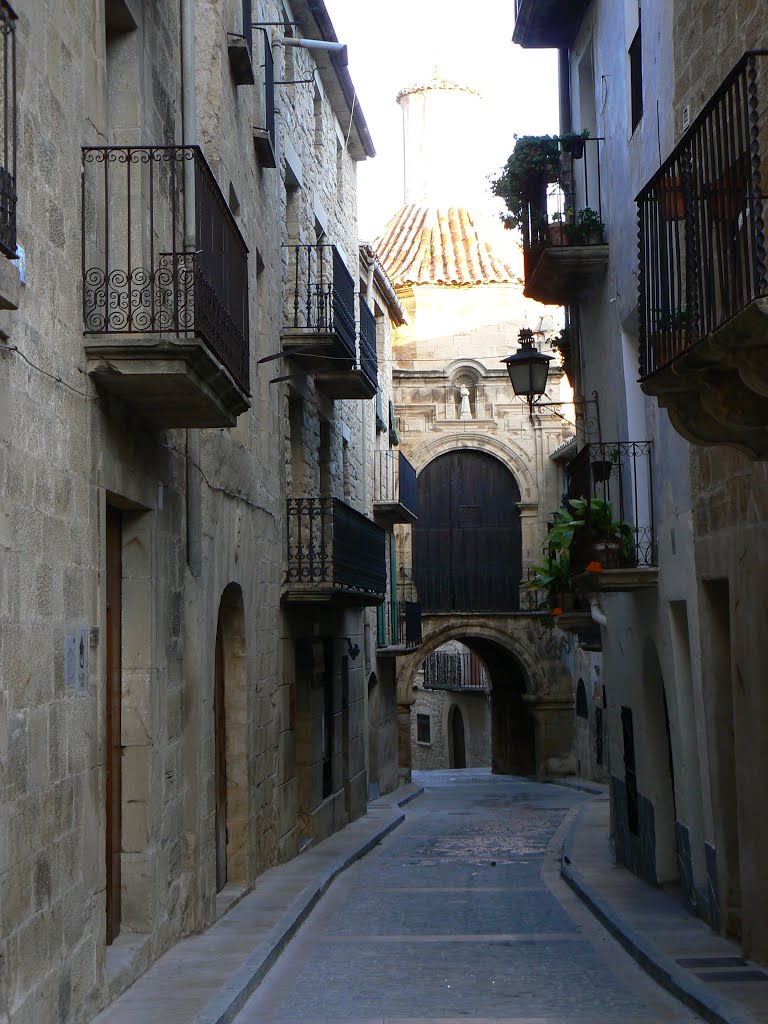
75;625;88;696
64;632;77;691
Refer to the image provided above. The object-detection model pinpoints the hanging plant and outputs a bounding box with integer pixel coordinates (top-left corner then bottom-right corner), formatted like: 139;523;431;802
491;135;561;232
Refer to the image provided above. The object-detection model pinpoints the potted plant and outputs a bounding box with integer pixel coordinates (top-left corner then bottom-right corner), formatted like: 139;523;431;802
524;551;575;612
558;129;590;160
591;446;619;483
565;207;605;245
567;497;636;570
491;135;562;234
552;323;573;382
657;175;686;220
548;211;566;246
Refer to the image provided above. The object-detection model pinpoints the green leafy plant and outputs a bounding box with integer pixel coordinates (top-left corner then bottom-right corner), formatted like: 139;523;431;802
558;130;591;158
655;307;689;331
568;497;635;561
491;135;561;232
552;324;573;380
565;206;605;244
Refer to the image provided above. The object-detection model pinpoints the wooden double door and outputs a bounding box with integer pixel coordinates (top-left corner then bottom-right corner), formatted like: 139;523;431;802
413;451;522;612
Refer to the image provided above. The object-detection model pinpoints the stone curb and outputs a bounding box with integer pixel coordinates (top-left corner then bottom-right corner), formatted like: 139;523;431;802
191;789;420;1024
551;777;609;796
561;805;756;1024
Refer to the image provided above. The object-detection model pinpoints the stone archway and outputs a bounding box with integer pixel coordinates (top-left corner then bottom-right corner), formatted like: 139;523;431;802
397;615;574;781
214;584;248;890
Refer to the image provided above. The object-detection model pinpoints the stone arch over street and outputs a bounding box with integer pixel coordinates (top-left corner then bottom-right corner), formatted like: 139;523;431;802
397;615;575;781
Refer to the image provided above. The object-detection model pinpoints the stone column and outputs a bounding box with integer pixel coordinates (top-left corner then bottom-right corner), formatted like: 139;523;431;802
524;695;576;780
397;699;414;784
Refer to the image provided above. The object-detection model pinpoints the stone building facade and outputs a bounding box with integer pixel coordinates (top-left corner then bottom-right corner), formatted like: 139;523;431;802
513;0;768;964
372;77;579;782
0;1;386;1021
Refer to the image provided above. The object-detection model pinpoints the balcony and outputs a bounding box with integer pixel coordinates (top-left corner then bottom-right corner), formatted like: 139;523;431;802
637;52;768;457
373;449;418;526
521;138;608;305
377;580;422;655
284;497;386;605
513;0;591;50
566;441;658;592
421;651;489;692
82;146;250;428
282;244;377;398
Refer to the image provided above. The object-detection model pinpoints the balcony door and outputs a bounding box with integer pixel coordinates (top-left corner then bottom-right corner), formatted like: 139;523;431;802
413;451;522;612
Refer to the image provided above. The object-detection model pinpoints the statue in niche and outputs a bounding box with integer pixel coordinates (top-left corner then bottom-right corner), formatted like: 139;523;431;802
458;383;472;420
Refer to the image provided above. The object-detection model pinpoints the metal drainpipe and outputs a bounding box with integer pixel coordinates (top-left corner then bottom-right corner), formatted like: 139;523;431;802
181;0;201;576
559;47;572;135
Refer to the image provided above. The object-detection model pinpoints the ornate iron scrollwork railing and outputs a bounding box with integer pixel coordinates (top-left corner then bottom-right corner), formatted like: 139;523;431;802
637;51;768;378
81;145;250;394
286;497;386;597
566;441;656;567
0;2;17;260
284;243;356;359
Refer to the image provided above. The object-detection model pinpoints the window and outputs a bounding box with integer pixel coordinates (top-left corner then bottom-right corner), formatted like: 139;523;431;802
576;678;589;719
629;20;643;133
416;713;431;744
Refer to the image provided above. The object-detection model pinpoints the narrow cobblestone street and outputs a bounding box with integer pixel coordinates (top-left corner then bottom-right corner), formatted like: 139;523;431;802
233;773;704;1024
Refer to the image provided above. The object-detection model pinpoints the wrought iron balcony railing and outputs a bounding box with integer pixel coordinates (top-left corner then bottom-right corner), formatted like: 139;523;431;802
521;137;607;304
422;651;489;692
358;299;379;390
373;449;418;523
284;243;356;359
0;2;17;260
377;597;422;650
410;565;522;614
82;145;250;394
286;497;386;600
565;441;656;567
638;52;768;379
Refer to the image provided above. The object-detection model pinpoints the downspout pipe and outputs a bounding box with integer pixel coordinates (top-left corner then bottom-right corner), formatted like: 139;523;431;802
589;597;607;627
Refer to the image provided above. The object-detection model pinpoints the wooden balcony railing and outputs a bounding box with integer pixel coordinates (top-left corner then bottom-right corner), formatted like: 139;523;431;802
638;52;768;379
82;145;250;394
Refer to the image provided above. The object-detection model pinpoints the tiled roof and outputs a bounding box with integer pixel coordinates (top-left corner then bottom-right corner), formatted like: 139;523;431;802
374;205;519;288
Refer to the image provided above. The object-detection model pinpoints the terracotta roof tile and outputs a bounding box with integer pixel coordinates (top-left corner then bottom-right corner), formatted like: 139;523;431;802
374;205;518;287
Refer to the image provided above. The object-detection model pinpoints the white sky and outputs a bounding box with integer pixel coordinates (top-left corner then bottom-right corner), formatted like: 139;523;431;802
325;0;560;242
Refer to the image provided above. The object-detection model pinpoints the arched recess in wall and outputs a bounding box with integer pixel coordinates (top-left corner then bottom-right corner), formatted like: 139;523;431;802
448;704;467;769
640;638;678;886
576;678;589;719
214;583;248;891
367;672;379;794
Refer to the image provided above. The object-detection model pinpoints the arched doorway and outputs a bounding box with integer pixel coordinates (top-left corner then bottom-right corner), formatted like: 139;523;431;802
449;706;467;768
214;584;248;893
413;451;522;611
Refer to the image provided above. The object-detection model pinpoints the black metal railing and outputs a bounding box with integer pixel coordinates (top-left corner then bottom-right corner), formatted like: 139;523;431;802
284;243;356;359
377;597;422;648
566;441;656;567
82;146;250;393
638;52;768;378
422;651;489;691
373;449;418;515
286;497;386;596
523;136;605;260
0;3;16;259
411;566;521;614
358;299;378;388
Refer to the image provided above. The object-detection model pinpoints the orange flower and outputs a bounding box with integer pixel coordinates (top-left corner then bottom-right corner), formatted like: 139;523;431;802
586;560;603;573
552;607;564;616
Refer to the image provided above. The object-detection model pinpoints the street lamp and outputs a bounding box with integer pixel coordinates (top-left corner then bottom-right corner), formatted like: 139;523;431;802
502;327;552;417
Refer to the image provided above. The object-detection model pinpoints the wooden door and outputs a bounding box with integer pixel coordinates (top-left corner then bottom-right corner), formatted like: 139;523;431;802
105;507;122;944
413;451;522;611
451;707;466;769
214;621;227;892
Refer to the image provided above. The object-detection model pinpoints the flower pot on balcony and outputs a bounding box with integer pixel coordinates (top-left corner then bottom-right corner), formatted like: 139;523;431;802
706;180;742;221
588;538;624;569
547;222;566;246
658;177;685;220
591;458;613;483
586;229;605;245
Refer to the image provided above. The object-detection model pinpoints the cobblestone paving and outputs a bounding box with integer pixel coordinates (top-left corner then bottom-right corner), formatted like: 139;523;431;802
234;773;704;1023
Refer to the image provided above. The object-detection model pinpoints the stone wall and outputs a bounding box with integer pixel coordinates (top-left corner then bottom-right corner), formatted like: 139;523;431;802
410;685;491;771
0;1;377;1021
